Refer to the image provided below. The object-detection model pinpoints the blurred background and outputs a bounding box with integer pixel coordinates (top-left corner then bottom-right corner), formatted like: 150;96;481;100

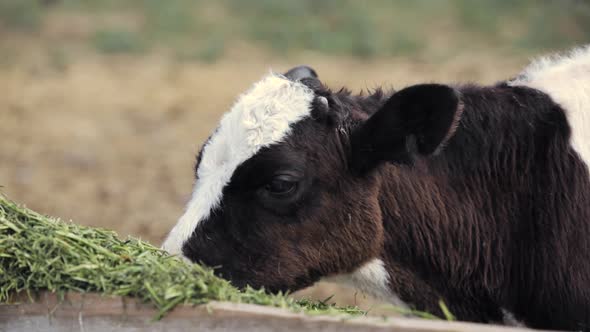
1;0;589;313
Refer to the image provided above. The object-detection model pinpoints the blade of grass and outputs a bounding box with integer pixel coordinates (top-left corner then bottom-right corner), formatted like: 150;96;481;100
438;300;456;321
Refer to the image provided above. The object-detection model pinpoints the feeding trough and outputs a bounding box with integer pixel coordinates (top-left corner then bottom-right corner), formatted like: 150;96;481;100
2;292;542;332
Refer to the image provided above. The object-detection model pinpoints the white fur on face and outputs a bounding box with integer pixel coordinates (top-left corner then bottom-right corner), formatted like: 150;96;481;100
508;45;590;166
161;74;314;257
325;258;405;306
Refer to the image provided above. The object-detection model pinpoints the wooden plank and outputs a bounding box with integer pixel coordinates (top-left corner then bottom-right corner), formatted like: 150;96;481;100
0;292;545;332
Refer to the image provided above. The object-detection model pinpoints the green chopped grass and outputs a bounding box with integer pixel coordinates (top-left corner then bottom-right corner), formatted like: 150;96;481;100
0;194;363;319
438;300;456;321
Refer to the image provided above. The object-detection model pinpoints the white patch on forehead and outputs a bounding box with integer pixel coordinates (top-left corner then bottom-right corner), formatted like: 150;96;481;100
162;74;314;256
324;258;405;306
508;45;590;167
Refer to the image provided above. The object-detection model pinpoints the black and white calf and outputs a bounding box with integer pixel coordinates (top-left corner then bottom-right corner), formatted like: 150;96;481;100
163;46;590;330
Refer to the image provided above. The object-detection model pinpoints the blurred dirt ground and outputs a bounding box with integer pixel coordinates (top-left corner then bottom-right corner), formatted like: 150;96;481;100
1;27;534;309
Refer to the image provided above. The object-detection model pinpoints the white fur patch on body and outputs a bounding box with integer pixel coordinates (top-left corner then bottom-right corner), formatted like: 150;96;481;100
508;45;590;166
162;74;314;256
501;308;526;327
325;258;405;306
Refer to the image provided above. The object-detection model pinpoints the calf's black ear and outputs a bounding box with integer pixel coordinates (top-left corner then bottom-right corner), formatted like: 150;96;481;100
350;84;462;174
284;65;318;81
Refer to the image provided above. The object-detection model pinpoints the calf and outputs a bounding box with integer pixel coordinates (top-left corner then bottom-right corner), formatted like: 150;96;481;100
162;46;590;330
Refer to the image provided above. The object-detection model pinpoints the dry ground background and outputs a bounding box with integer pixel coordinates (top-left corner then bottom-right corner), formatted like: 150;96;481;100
1;0;589;313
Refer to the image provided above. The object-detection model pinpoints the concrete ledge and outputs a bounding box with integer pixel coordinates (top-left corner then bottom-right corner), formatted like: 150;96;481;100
0;292;544;332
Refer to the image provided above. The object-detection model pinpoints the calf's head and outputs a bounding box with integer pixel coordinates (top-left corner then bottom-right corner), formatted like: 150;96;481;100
162;67;462;292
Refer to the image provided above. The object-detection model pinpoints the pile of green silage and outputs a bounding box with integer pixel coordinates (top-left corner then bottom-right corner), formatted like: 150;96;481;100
0;194;363;318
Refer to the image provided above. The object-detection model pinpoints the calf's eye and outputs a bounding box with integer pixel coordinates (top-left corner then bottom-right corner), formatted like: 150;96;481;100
265;176;298;196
